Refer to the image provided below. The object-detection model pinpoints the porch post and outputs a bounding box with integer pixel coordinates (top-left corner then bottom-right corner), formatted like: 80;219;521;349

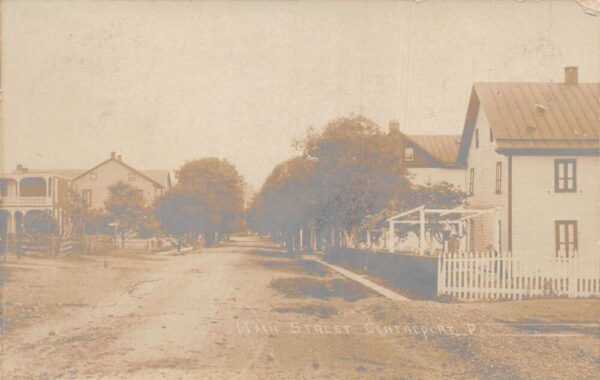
494;208;500;253
299;228;303;251
366;230;371;247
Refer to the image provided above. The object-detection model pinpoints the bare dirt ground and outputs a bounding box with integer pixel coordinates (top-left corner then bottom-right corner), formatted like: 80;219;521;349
1;236;598;379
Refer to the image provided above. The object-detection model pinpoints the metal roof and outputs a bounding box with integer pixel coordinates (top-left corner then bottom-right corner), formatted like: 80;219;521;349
408;135;461;164
458;81;600;161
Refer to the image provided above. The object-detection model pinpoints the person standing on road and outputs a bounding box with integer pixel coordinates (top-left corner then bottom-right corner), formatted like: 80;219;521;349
197;234;205;252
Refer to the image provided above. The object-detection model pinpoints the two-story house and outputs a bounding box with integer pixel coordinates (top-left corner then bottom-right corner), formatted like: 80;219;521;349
0;166;72;250
71;152;171;210
457;67;599;258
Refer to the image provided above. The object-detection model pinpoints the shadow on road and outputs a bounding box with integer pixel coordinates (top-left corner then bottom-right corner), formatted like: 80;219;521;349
261;259;330;277
270;277;376;302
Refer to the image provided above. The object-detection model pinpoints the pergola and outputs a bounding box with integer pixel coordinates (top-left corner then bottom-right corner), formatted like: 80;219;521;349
386;205;499;255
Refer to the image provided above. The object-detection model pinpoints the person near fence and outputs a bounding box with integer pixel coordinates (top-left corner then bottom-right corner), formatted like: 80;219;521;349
197;234;205;252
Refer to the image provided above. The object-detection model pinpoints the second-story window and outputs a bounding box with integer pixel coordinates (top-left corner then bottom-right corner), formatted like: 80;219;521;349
475;129;479;149
469;168;475;195
82;189;92;207
495;161;502;194
404;147;414;162
554;159;576;192
128;172;136;181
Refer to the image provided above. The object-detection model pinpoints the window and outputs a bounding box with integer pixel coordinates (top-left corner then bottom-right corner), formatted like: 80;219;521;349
81;189;92;207
490;129;494;142
128;172;136;181
555;221;578;257
136;189;144;200
90;172;97;181
469;168;475;195
554;159;576;192
495;161;502;194
404;147;414;162
475;129;479;148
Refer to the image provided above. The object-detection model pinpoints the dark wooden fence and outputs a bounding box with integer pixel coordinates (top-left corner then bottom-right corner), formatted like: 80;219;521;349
325;247;439;299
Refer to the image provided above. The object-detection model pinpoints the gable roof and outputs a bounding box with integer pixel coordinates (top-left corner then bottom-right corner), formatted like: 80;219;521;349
458;81;600;162
72;158;170;188
407;135;461;165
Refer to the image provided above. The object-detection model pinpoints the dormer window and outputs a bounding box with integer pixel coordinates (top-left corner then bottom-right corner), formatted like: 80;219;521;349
404;147;414;162
128;172;136;181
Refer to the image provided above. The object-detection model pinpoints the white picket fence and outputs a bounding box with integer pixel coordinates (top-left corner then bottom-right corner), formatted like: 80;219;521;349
437;251;600;300
123;238;159;251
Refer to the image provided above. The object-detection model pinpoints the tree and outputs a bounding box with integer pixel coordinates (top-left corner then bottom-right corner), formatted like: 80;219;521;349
295;115;410;243
67;189;112;236
155;158;245;245
250;114;411;248
248;156;317;251
104;181;146;246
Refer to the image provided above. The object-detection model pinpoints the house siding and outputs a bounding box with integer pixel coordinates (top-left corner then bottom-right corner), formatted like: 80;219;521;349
465;109;509;253
72;160;163;210
512;155;600;258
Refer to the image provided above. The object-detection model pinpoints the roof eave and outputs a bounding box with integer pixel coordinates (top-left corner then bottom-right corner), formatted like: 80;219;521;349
495;147;600;156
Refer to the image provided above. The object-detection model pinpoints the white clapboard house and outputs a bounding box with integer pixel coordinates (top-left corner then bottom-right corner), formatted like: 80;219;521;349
456;67;599;258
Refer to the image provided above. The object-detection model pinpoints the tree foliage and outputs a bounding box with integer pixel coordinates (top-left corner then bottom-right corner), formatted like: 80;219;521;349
67;189;112;235
250;115;411;242
104;181;146;241
154;158;245;244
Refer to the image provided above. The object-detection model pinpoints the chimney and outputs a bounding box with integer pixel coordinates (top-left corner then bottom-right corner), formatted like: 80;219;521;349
117;154;122;161
564;66;578;85
110;151;116;159
388;119;400;135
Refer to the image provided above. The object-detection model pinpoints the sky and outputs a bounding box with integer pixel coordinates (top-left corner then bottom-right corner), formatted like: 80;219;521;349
2;0;599;188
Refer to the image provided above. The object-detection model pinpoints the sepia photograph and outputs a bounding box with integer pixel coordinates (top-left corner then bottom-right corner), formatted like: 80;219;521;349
0;0;599;379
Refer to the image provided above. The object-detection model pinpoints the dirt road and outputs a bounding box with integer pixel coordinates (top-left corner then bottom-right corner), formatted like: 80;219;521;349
1;237;599;379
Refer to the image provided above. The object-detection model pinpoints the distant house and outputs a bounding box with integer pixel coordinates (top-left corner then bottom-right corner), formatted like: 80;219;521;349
457;67;599;257
0;166;72;243
71;152;171;210
387;120;465;189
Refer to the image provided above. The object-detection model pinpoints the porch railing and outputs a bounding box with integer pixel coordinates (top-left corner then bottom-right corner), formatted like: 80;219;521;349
0;196;52;206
